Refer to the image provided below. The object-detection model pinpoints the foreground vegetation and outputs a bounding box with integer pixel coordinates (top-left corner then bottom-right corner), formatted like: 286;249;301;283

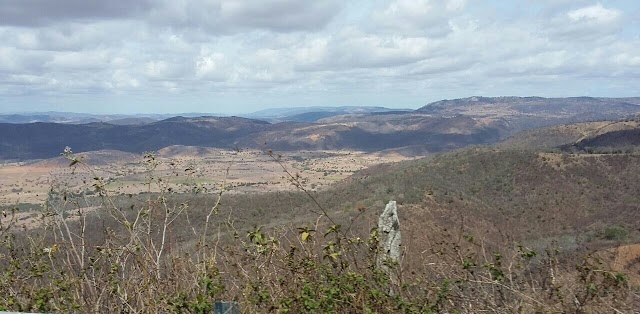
1;147;639;312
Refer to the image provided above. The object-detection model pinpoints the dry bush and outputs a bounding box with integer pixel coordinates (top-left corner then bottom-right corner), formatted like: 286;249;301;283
0;148;637;313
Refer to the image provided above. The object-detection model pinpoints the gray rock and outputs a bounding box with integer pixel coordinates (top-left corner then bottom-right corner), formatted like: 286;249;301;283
377;200;401;278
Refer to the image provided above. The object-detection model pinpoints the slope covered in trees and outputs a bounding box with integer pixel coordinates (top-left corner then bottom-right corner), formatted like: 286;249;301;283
2;141;639;312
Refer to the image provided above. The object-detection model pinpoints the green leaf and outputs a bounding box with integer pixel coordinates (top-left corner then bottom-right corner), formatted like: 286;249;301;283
301;231;310;242
324;224;341;236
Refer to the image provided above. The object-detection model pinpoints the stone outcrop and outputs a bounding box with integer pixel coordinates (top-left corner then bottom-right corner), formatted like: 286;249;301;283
377;200;401;287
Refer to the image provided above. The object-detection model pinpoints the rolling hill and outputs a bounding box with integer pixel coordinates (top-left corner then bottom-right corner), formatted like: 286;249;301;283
2;96;640;161
497;115;640;151
4;115;640;312
0;114;506;160
0;117;273;160
104;139;640;311
242;105;406;122
418;96;640;131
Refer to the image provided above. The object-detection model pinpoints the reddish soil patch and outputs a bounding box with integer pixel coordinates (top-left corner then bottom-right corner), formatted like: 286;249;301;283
599;243;640;286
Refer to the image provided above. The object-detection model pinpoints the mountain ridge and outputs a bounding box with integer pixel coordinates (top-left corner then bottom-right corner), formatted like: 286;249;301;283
2;96;640;160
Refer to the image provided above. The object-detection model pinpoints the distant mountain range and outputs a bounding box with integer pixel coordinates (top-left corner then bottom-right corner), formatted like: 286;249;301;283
0;112;223;125
0;106;408;125
418;96;640;129
1;97;639;160
242;106;411;122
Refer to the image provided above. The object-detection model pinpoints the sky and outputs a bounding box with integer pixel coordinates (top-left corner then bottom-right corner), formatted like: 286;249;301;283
0;0;639;114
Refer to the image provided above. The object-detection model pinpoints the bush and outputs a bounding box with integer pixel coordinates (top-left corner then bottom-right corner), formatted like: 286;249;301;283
0;148;636;312
603;225;629;241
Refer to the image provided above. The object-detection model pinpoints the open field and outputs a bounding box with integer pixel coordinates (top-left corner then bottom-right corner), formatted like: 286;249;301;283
0;146;417;206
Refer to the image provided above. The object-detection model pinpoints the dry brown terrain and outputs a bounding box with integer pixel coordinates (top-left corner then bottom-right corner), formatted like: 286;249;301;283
599;244;640;286
497;118;640;150
0;147;417;205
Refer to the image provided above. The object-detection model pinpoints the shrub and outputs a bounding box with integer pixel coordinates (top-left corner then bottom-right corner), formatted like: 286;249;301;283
0;148;637;312
603;225;629;241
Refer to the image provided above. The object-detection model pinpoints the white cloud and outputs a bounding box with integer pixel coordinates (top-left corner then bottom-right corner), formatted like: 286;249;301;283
148;0;342;34
541;3;624;42
110;70;140;89
195;52;228;81
46;51;110;70
0;0;154;27
568;3;620;23
0;0;638;113
145;61;171;80
446;0;466;12
219;0;341;32
371;0;466;37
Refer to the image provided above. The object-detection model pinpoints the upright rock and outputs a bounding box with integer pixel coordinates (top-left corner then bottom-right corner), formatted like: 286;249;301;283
377;200;402;288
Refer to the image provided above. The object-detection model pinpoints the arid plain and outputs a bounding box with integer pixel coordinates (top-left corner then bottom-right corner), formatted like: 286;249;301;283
0;146;416;206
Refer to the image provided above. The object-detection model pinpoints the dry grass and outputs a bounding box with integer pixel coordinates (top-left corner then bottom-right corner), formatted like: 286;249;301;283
1;147;639;312
0;147;415;205
599;244;640;286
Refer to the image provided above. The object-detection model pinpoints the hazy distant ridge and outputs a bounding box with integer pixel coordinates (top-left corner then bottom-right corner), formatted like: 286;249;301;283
2;97;640;160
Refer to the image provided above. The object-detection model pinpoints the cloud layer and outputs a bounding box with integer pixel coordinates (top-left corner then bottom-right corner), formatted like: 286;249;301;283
0;0;638;113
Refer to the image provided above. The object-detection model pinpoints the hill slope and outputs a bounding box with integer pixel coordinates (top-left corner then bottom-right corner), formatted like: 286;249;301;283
3;96;640;160
5;127;640;312
0;117;272;160
418;96;640;131
0;114;506;160
497;116;640;150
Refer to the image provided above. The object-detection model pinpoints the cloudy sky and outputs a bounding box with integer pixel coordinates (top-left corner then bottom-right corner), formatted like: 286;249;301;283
1;0;639;114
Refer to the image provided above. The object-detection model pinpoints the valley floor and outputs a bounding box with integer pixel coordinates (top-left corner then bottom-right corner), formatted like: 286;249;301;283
0;147;416;206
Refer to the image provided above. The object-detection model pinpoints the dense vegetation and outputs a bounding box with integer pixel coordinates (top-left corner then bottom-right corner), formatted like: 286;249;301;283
1;141;639;312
